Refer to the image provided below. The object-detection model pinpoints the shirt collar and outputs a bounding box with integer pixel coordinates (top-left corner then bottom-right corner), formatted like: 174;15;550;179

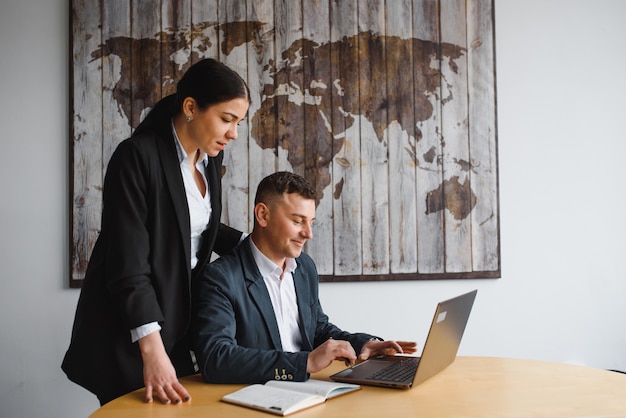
171;119;208;167
249;239;298;279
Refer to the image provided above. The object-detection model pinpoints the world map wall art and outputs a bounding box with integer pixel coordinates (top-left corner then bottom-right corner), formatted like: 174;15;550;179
70;0;499;286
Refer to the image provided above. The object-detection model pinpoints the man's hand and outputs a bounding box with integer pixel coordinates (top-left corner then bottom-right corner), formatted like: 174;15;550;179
138;332;191;404
307;338;357;373
358;340;418;361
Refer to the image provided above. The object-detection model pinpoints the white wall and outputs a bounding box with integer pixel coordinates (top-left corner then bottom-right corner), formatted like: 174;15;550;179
1;0;625;417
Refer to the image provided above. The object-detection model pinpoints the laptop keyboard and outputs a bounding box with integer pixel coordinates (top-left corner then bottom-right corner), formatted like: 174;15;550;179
366;357;420;382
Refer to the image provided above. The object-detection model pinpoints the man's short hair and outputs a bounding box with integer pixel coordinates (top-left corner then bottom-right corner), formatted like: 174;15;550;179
254;171;317;206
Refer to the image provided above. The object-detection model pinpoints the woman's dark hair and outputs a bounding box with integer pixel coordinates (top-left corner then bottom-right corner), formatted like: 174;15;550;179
174;58;250;112
254;171;317;206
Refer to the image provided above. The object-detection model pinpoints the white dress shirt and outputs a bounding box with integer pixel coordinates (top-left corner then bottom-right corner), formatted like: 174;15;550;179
130;120;211;343
249;239;303;352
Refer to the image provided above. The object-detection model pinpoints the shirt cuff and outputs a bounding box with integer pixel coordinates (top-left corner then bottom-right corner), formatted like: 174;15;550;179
130;321;161;343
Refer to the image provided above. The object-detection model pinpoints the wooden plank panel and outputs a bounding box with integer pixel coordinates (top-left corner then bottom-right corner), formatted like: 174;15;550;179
101;0;131;170
301;0;334;274
161;0;192;97
190;0;219;63
330;0;362;275
413;0;445;273
218;0;250;232
131;0;161;127
273;0;304;175
386;0;418;273
467;0;499;272
439;0;472;273
358;0;390;275
71;0;103;285
246;0;277;231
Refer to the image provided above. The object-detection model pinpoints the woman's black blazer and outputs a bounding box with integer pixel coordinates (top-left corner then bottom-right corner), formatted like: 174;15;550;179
62;95;242;403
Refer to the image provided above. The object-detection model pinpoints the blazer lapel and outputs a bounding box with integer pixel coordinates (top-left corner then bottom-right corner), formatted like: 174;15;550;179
193;154;222;275
205;155;222;222
293;266;314;351
241;240;283;350
156;129;191;276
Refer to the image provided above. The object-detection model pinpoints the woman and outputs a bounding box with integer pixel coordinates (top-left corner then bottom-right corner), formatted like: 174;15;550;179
62;58;250;405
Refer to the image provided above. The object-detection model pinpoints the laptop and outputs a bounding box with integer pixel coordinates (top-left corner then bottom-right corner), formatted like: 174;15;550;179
330;289;477;389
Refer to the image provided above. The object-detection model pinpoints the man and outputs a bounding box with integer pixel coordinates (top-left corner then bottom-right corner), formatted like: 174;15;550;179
191;171;416;384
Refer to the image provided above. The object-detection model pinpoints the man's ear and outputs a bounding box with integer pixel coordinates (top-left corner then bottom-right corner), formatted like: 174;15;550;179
254;202;269;227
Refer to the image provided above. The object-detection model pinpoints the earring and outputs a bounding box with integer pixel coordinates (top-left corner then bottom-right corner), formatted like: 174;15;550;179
186;115;192;122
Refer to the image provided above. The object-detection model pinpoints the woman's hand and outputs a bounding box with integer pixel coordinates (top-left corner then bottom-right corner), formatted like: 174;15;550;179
138;332;191;404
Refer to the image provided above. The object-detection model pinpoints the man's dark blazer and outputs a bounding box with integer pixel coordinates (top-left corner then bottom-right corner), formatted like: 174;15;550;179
62;95;242;404
191;236;376;384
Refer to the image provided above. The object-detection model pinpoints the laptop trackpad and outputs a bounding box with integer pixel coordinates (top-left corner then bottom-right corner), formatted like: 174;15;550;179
334;358;394;377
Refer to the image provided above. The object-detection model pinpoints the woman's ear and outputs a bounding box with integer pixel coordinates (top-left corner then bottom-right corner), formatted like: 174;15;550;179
182;97;196;119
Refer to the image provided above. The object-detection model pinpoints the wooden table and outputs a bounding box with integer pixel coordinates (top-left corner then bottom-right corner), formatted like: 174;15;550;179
90;356;626;417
